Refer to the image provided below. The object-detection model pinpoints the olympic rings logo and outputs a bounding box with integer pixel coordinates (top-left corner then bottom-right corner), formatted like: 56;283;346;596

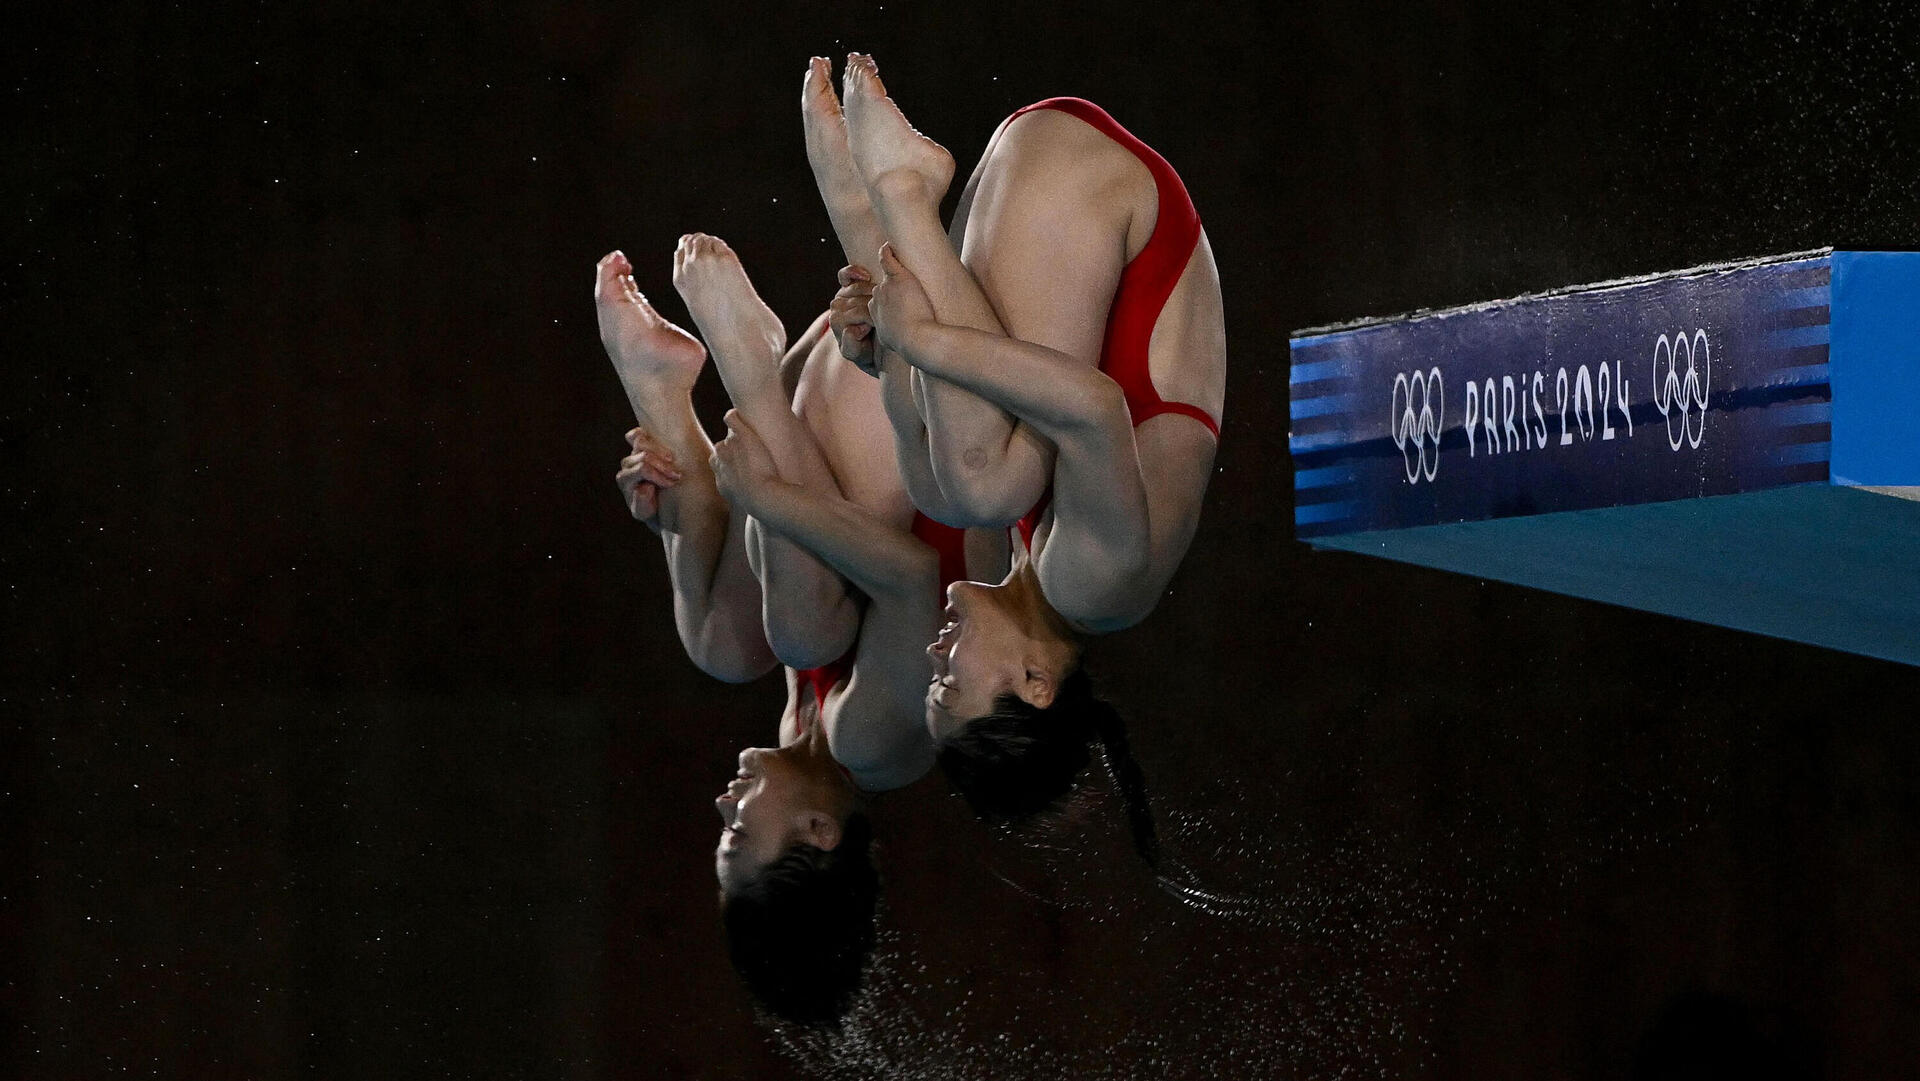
1652;330;1710;451
1390;367;1445;483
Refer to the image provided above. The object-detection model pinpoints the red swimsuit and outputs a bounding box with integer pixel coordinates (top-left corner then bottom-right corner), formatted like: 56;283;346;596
1005;97;1220;439
1005;98;1220;545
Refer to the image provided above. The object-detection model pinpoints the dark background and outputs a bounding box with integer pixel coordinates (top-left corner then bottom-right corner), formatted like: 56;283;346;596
8;1;1920;1078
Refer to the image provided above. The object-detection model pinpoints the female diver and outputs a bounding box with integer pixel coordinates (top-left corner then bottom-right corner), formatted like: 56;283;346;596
595;196;973;1021
810;55;1227;855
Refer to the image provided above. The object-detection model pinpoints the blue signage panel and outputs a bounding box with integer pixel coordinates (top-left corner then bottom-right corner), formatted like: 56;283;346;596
1831;250;1920;486
1289;253;1836;539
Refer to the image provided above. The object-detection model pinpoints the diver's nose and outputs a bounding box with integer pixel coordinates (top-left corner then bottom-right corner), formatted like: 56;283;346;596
950;581;993;624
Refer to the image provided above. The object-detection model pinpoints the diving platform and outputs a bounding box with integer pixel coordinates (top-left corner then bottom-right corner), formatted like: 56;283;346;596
1289;250;1920;667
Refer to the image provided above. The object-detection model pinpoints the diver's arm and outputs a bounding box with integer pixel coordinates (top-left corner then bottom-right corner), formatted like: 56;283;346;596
711;413;938;602
615;421;779;684
739;477;938;603
880;299;1168;632
894;320;1122;441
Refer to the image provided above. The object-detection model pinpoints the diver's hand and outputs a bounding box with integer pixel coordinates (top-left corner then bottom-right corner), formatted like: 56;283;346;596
829;264;878;376
868;243;937;357
617;426;681;532
709;410;779;506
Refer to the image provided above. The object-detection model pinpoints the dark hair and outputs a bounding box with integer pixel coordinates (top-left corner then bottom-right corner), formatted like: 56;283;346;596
719;811;878;1029
934;669;1161;870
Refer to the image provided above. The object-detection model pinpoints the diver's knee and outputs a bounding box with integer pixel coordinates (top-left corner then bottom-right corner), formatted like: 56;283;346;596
767;632;845;673
932;455;1040;528
690;642;776;685
764;607;858;672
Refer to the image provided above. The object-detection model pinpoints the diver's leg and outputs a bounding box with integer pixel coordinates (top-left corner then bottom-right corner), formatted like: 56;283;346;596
803;56;888;273
595;251;774;682
842;55;1056;526
803;57;972;526
672;235;860;669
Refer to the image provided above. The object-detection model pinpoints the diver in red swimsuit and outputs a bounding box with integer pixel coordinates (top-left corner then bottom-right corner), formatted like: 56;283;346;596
596;223;979;1026
806;55;1227;863
700;381;982;1027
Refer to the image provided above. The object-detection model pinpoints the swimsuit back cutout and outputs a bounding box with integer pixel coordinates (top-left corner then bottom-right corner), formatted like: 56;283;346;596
1014;499;1045;554
797;653;854;711
1004;97;1221;440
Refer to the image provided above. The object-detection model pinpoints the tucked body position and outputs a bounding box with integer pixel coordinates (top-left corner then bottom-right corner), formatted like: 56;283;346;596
594;209;978;1022
807;55;1227;861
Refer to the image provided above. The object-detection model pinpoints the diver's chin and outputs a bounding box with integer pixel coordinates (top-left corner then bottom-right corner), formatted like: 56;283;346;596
926;688;965;741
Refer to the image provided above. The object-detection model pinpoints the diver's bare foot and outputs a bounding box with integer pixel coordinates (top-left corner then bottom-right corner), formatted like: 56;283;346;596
842;53;954;217
596;250;707;412
803;57;886;266
671;234;787;407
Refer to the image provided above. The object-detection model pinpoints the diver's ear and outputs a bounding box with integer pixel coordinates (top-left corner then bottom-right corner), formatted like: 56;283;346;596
800;810;844;851
1020;667;1057;710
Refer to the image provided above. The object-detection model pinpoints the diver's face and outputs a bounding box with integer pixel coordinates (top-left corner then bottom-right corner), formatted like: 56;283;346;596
713;743;845;891
925;580;1035;739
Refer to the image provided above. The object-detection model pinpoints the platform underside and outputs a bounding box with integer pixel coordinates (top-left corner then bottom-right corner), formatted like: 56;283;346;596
1310;485;1920;666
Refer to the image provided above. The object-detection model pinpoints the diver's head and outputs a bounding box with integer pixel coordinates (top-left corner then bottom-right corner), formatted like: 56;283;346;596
924;568;1083;743
930;666;1104;821
713;730;857;891
718;810;878;1028
932;650;1162;871
714;732;876;1028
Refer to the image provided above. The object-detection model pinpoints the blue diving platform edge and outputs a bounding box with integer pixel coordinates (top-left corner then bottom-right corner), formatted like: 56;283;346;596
1288;249;1920;667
